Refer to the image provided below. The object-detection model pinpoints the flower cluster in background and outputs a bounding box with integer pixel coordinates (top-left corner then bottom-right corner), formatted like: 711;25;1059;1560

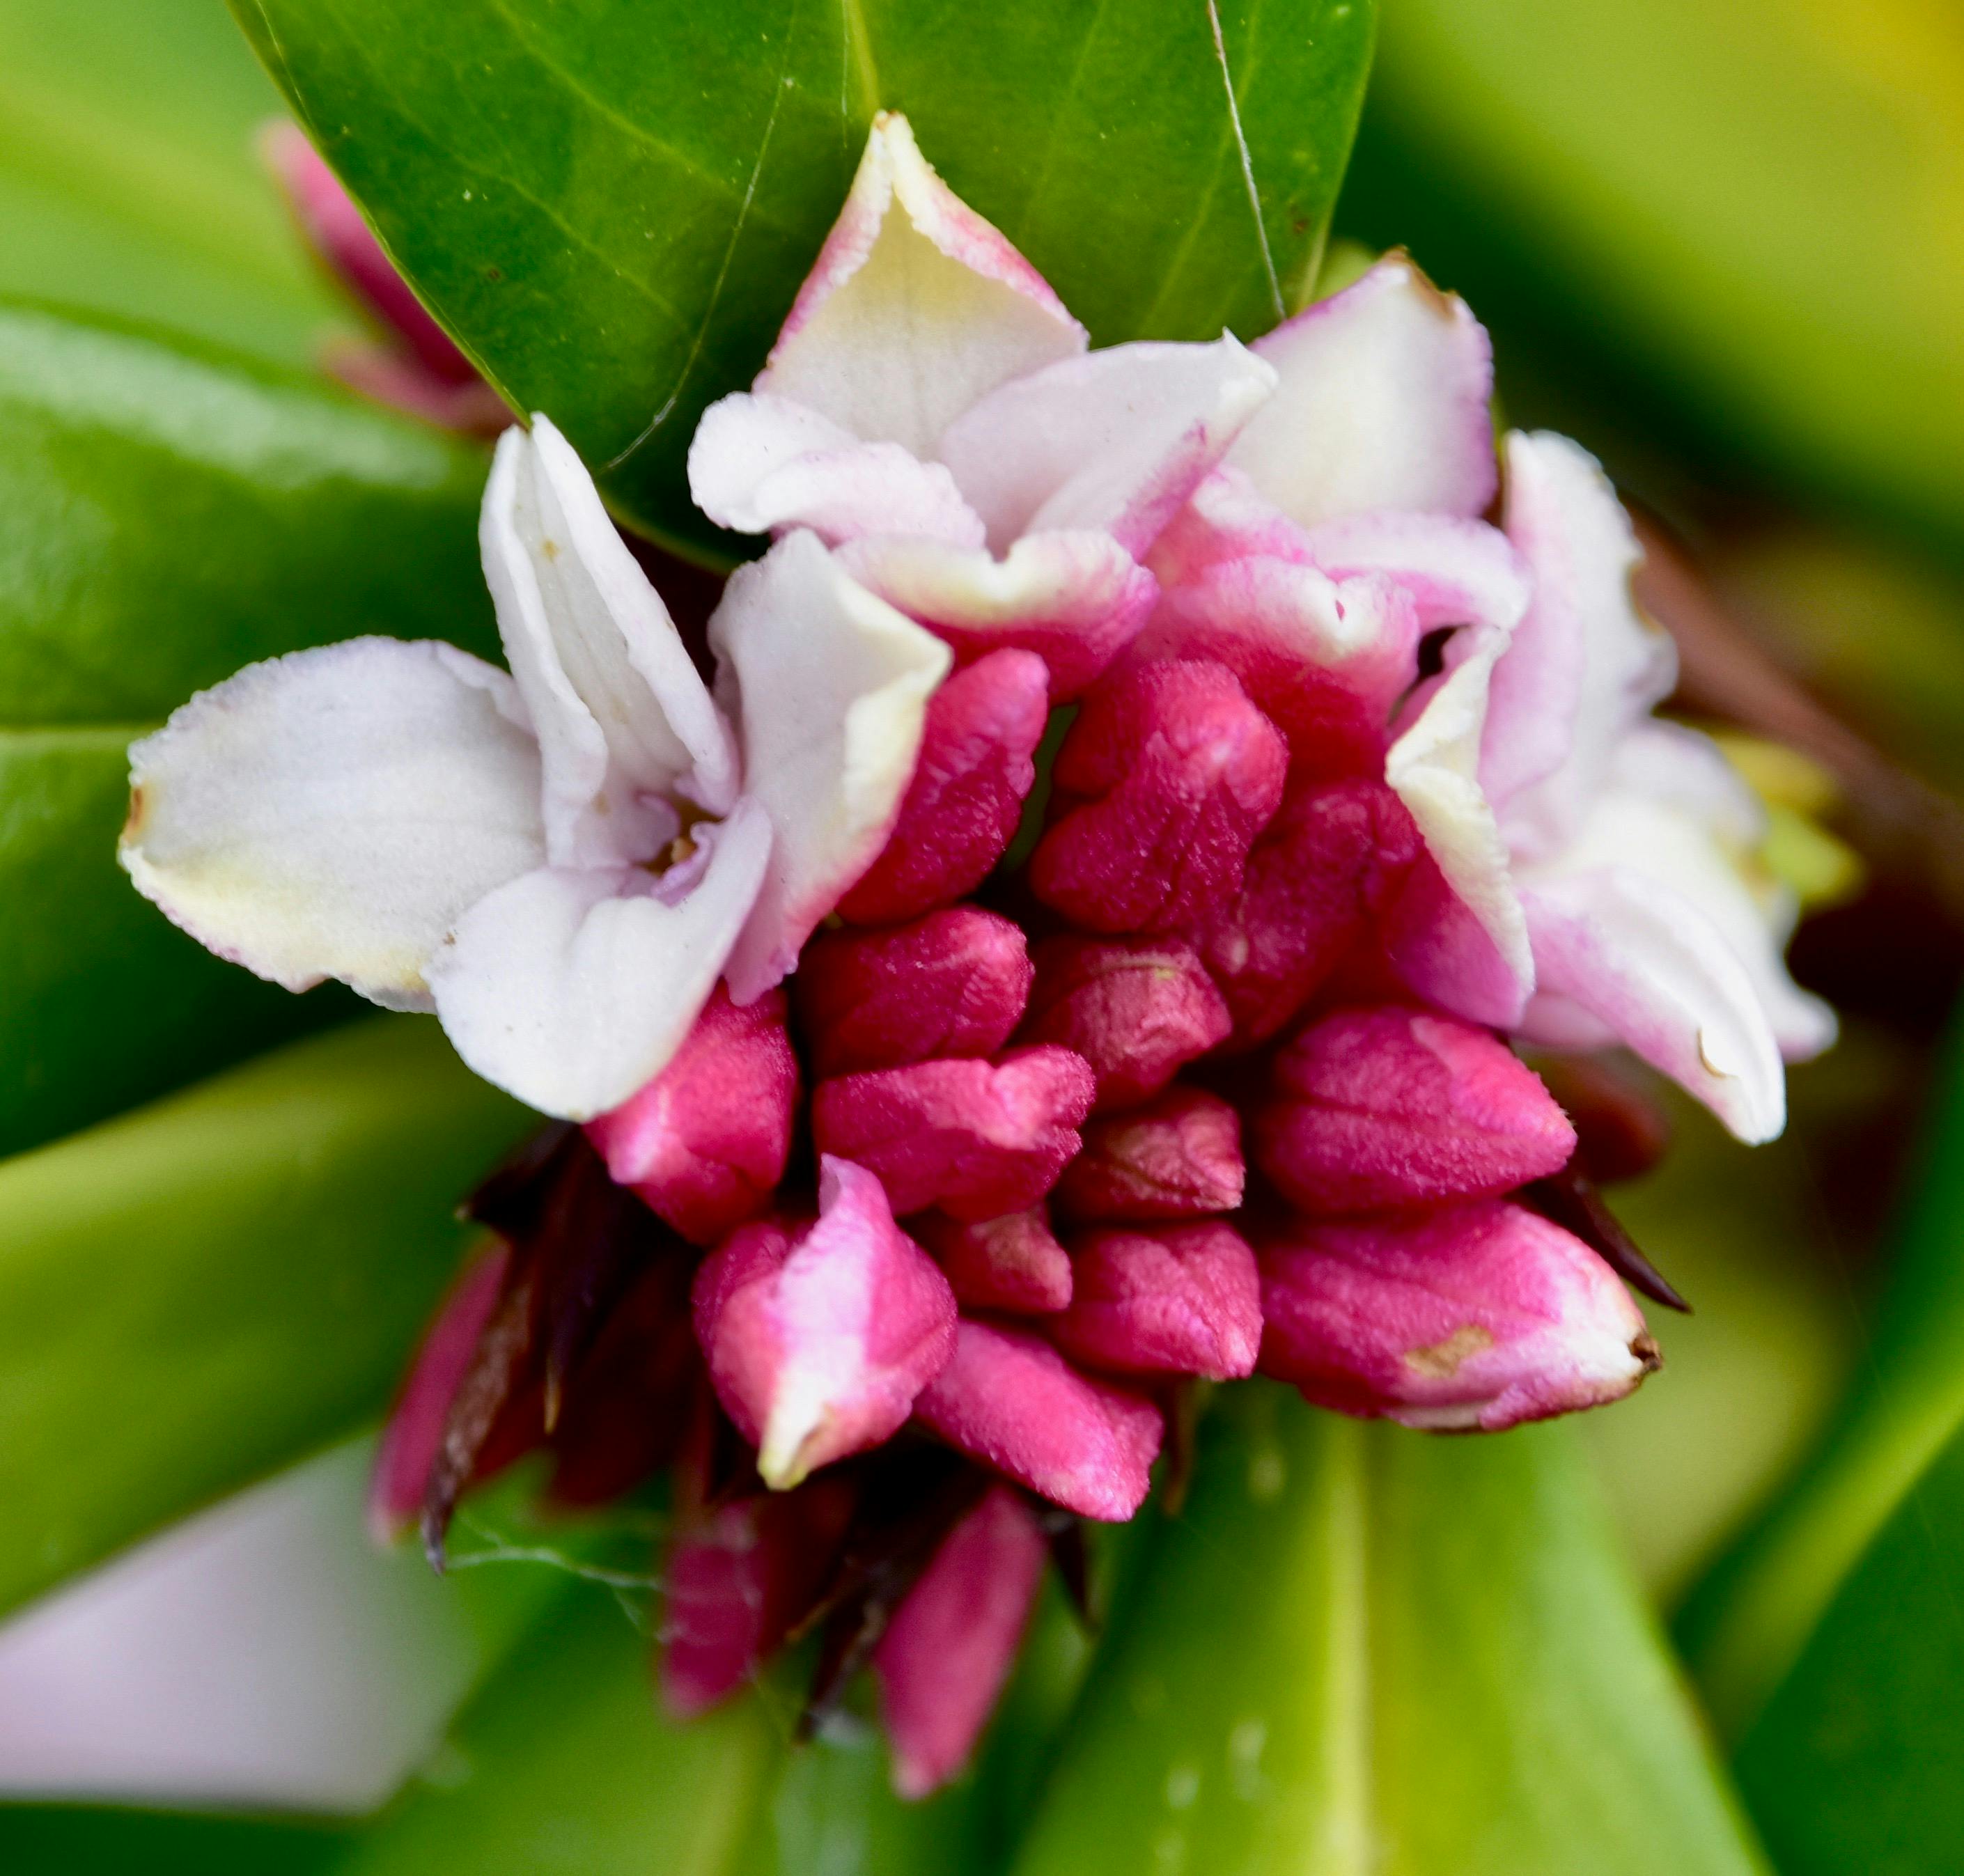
116;114;1830;1796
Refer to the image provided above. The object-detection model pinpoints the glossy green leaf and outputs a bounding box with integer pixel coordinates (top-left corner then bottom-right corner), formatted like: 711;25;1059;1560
0;299;497;1155
1679;1015;1964;1739
0;0;344;366
1339;0;1964;546
1012;1386;1767;1876
231;0;1375;555
0;1017;532;1621
1729;1409;1964;1875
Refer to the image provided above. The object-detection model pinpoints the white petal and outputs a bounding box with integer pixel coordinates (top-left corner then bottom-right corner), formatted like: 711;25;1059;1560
1520;870;1788;1143
688;392;985;547
710;533;953;1000
1228;254;1497;528
935;336;1278;556
1537;762;1837;1065
121;639;544;1009
1384;623;1535;1018
426;799;772;1120
1485;430;1677;854
483;419;740;867
758;114;1084;457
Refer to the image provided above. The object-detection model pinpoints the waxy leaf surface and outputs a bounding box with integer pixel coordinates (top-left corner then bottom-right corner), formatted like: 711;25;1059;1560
231;0;1375;554
1012;1386;1767;1876
0;1019;530;1620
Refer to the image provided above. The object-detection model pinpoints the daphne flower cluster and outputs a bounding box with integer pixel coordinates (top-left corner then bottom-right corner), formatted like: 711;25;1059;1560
119;114;1828;1796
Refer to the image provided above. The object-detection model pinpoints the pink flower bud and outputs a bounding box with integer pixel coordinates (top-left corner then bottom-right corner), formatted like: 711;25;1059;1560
1255;1006;1575;1215
586;987;799;1246
368;1240;509;1540
839;650;1050;923
874;1485;1050;1797
1052;1221;1261;1380
811;1046;1096;1220
1258;1201;1658;1431
1053;1086;1245;1223
1031;660;1288;933
1192;778;1424;1046
793;907;1031;1079
914;1319;1162;1519
691;1158;957;1487
1020;936;1231;1112
661;1476;857;1717
912;1207;1073;1314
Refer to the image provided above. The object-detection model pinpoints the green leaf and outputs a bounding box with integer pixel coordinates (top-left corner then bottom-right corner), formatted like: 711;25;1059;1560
0;1017;532;1621
1011;1385;1768;1876
0;299;497;1155
229;0;1375;555
0;0;345;366
1729;1411;1964;1875
1678;1015;1964;1740
333;1584;783;1876
0;1808;347;1876
1340;0;1964;547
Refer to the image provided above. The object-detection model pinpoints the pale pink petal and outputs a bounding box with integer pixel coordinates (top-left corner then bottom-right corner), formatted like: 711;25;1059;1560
1228;254;1497;527
1258;1201;1655;1431
935;336;1277;557
121;638;543;1010
425;799;772;1120
687;392;985;547
875;1486;1049;1797
1484;431;1677;854
709;533;953;1001
839;529;1158;700
483;419;739;867
1382;623;1534;1025
1302;511;1531;634
759;114;1084;457
585;987;799;1245
1519;869;1786;1143
913;1319;1162;1519
692;1157;958;1488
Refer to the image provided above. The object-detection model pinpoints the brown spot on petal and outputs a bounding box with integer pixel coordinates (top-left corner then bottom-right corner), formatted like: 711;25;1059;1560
1403;1324;1495;1380
121;784;149;845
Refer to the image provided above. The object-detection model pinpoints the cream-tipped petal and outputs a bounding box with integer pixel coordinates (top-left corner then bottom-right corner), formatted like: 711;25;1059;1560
839;529;1157;698
483;420;739;867
710;533;953;1000
936;336;1277;556
1384;624;1534;1019
1229;255;1497;527
758;114;1084;456
426;799;771;1120
122;637;543;1009
688;392;986;546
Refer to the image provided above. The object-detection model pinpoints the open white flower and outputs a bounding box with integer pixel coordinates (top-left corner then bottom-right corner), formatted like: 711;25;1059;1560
120;417;949;1120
